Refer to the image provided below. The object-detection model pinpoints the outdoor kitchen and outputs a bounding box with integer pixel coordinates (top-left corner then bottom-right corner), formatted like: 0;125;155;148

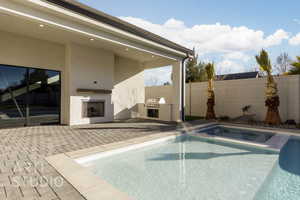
138;97;173;121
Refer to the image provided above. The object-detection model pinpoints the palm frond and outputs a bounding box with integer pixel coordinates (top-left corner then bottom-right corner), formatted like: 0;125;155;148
255;49;272;73
289;56;300;75
205;63;215;80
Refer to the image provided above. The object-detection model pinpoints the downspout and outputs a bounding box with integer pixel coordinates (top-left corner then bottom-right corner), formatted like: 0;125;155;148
181;55;190;122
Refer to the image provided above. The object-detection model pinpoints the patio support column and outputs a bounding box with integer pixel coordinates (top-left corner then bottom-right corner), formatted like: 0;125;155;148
172;61;184;122
62;44;71;125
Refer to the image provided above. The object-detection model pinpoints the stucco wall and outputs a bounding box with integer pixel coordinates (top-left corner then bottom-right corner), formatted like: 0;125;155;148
146;75;300;123
0;31;65;71
145;85;173;103
112;56;145;119
67;43;115;125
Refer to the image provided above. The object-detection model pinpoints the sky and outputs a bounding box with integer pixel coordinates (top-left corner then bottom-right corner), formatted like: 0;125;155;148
78;0;300;86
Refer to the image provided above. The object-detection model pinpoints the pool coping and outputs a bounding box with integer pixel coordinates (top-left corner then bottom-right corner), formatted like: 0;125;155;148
46;122;297;200
191;124;291;151
46;153;133;200
218;122;300;136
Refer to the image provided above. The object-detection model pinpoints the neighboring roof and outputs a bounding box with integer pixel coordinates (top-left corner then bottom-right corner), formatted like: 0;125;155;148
43;0;194;56
216;72;260;81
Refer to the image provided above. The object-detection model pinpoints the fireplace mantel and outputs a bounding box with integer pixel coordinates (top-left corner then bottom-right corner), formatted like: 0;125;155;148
77;88;112;94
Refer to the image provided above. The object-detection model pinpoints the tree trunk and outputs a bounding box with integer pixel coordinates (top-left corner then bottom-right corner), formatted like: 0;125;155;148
206;95;216;120
265;95;281;125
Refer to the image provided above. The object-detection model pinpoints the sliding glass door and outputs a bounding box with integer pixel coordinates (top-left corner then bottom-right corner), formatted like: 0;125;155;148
0;66;27;127
0;65;61;128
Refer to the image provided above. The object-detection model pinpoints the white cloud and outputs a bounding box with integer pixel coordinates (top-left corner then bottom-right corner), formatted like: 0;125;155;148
293;19;300;25
289;33;300;46
216;59;245;75
120;17;289;55
164;18;185;29
120;17;291;79
264;29;289;46
222;52;250;62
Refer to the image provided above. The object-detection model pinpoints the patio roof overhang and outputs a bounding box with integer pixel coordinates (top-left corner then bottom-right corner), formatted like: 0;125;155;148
44;0;194;56
0;0;193;69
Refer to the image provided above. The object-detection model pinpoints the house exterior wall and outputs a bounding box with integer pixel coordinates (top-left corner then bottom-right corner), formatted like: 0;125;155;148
0;31;65;71
112;56;145;119
0;30;148;125
66;43;115;125
146;75;300;123
0;31;68;123
65;44;147;124
0;29;182;126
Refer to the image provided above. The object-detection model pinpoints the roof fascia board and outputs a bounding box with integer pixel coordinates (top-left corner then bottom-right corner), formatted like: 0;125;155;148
26;0;188;58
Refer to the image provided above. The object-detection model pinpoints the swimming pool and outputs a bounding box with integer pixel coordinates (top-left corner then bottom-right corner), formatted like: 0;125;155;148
80;127;300;200
197;126;275;143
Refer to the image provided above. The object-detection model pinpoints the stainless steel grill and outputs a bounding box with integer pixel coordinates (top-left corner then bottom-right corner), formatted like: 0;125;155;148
145;98;166;118
145;97;166;107
145;98;161;108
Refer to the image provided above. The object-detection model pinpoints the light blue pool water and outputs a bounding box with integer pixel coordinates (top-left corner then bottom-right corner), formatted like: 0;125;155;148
86;132;300;200
254;136;300;200
197;126;275;143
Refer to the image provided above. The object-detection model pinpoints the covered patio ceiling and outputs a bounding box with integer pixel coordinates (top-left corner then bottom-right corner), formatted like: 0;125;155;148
0;0;181;68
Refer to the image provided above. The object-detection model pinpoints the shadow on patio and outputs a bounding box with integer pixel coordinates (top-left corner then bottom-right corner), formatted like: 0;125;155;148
74;118;179;132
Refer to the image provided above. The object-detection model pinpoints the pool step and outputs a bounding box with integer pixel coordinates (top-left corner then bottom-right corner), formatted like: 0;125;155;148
265;134;290;150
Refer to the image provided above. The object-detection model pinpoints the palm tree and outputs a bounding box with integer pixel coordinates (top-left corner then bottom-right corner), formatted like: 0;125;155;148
205;63;216;119
289;56;300;75
255;49;281;125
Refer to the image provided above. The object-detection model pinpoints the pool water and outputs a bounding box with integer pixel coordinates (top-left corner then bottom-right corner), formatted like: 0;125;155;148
198;126;275;143
254;137;300;200
85;134;296;200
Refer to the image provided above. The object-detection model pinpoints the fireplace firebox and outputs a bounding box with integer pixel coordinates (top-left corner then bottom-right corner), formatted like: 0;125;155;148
82;101;105;118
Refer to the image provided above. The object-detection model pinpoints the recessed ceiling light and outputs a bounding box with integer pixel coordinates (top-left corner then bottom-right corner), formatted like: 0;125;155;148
39;24;44;28
125;48;129;51
90;38;94;41
152;55;155;58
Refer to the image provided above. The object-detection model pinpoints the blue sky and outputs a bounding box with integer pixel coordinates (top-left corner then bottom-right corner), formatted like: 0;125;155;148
78;0;300;85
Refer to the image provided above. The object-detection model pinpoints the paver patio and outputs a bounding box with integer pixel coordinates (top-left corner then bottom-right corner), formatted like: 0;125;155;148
0;119;179;200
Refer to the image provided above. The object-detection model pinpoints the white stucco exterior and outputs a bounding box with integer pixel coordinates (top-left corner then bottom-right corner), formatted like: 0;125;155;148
0;0;191;126
66;43;115;125
112;56;145;120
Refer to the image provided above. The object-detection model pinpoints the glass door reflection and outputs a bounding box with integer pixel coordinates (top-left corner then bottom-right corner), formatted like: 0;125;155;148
0;66;27;128
0;65;61;128
27;69;60;125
